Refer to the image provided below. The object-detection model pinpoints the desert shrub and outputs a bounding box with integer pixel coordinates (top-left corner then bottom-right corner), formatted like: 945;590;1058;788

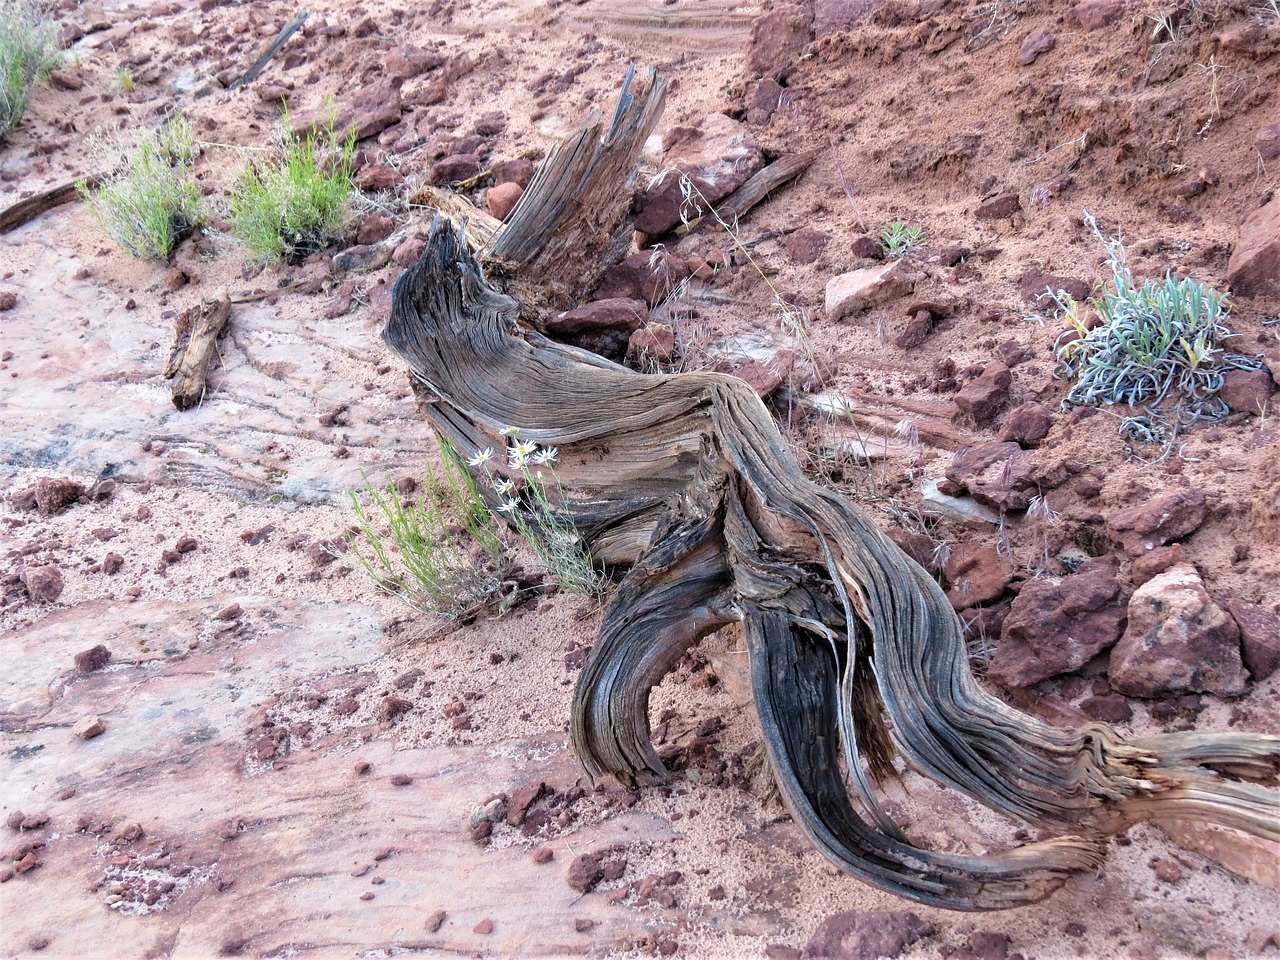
1051;211;1264;449
345;446;510;620
228;117;354;262
78;113;203;261
0;0;56;140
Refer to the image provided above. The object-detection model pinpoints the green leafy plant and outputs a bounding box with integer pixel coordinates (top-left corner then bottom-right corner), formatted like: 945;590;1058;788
0;0;56;140
1050;211;1264;451
115;65;134;93
78;113;203;261
345;446;510;620
228;115;355;262
468;431;606;599
879;222;925;258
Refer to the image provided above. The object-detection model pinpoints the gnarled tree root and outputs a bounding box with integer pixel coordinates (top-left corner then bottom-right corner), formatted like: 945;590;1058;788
383;72;1280;912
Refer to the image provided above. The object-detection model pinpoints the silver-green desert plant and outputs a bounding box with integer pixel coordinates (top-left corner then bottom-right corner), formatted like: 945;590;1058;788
879;221;925;258
1051;211;1263;448
78;113;203;261
228;115;355;262
0;0;56;140
345;446;510;620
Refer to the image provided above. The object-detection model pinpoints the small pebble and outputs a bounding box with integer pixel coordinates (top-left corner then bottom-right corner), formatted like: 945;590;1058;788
426;909;447;932
359;892;375;901
390;774;413;786
474;918;494;935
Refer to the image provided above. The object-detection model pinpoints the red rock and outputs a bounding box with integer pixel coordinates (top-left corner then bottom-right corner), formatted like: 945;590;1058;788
428;153;482;185
21;565;63;603
486;182;523;221
1218;369;1275;415
1154;858;1183;883
567;853;604;892
15;852;40;873
1226;196;1280;298
1073;0;1128;30
176;536;198;554
1107;489;1206;557
804;909;934;959
533;847;554;863
632;115;765;237
1256;124;1280;160
0;289;16;311
1080;693;1133;722
943;542;1010;611
378;697;412;721
574;918;597;932
975;192;1022;220
784;227;829;264
748;4;814;75
964;931;1011;960
1131;544;1183;586
627;323;677;364
356;211;395;245
505;781;547;826
546;298;648;359
1016;29;1055;65
75;644;112;673
294;82;402;142
893;310;933;349
997;401;1052;446
49;69;84;91
392;236;426;268
490;158;535;188
1019;267;1091;307
1110;565;1248;698
945;441;1038;511
103;553;124;575
1226;600;1280;681
953;361;1011;426
356;163;405;192
216;603;243;621
989;566;1127;688
850;235;883;259
747;78;784;125
34;477;84;514
426;909;446;932
825;260;918;319
473;918;493;935
596;250;692;306
813;0;878;37
735;349;797;399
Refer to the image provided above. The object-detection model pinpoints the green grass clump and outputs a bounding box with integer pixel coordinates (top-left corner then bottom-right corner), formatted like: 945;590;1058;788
1051;211;1264;449
1;0;56;140
879;222;925;258
345;446;511;621
228;118;354;262
79;114;203;261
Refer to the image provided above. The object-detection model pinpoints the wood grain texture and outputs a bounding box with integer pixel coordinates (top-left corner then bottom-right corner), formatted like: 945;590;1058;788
381;72;1280;912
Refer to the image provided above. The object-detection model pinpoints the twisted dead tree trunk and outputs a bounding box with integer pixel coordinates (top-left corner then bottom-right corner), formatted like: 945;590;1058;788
385;69;1280;911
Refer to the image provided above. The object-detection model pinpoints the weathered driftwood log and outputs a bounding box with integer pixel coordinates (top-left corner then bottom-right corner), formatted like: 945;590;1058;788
383;70;1280;911
164;293;230;411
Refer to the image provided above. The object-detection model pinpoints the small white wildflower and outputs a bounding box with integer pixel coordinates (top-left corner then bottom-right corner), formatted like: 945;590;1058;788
497;497;520;514
512;438;538;457
467;448;494;467
531;446;558;465
508;453;530;471
493;477;514;495
498;425;519;437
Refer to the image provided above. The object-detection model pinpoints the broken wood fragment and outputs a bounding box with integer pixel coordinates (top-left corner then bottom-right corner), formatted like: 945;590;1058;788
229;11;309;91
679;148;822;238
0;175;104;234
164;294;231;411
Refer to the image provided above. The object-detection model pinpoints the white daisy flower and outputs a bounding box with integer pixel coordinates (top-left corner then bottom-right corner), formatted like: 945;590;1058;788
493;477;515;495
497;497;520;514
508;453;530;471
512;439;538;457
498;425;519;437
531;446;558;465
467;448;494;467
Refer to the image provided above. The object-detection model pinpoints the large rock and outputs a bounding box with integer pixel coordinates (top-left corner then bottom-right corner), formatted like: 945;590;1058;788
594;250;692;306
545;298;649;360
825;261;917;320
1226;600;1280;681
632;114;765;237
1226;196;1280;298
1159;821;1280;890
944;441;1067;512
20;564;65;603
1218;369;1275;414
1106;489;1206;557
748;3;814;75
997;401;1052;446
804;909;934;959
293;81;402;141
943;542;1011;611
989;566;1127;689
1072;0;1128;30
34;477;85;514
1110;565;1248;698
953;361;1011;426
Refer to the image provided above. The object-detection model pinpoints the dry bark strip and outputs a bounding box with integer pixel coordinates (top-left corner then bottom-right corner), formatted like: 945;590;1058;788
384;70;1280;911
228;11;309;90
0;175;104;234
164;293;231;410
